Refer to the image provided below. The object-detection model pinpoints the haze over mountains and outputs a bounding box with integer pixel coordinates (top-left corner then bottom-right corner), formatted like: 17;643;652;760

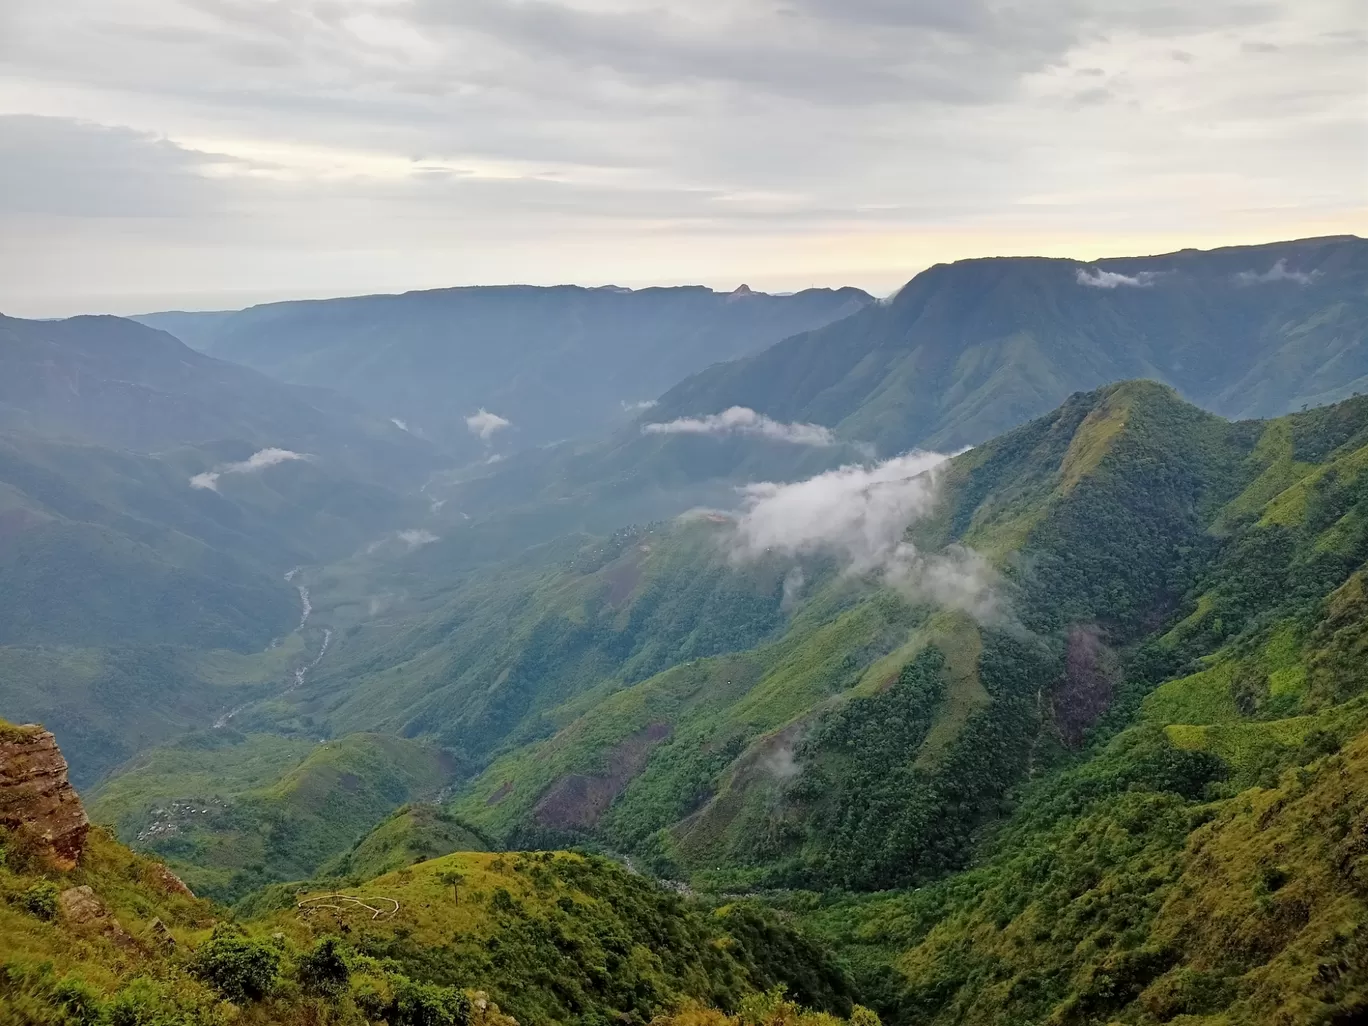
2;235;1367;1026
136;284;873;456
427;235;1368;539
651;236;1368;454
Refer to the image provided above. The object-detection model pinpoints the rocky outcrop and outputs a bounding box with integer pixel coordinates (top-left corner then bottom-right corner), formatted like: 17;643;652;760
0;723;89;867
150;862;195;898
59;885;134;946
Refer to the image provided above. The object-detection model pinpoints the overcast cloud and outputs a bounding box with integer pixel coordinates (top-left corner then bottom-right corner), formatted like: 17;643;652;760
0;0;1362;314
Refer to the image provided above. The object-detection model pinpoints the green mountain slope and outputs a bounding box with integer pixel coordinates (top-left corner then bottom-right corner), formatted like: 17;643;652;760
429;383;1366;903
88;731;458;901
136;284;873;455
247;519;811;765
408;380;1368;1025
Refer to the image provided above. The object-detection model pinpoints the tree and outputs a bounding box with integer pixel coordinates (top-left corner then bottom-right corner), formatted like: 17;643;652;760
437;868;467;904
297;937;350;997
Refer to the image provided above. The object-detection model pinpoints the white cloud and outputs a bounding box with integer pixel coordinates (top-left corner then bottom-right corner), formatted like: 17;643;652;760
1233;258;1319;285
397;529;439;550
466;408;511;441
780;566;806;612
728;451;1002;620
189;447;310;489
622;399;659;412
1075;267;1161;288
643;406;837;446
730;452;947;567
391;417;411;432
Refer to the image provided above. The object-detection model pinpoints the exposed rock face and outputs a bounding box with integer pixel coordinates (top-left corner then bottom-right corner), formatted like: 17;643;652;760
150;862;195;898
533;722;672;831
59;885;133;946
0;723;89;867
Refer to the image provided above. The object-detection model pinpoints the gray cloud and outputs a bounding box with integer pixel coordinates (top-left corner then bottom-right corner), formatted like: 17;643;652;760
0;0;1362;314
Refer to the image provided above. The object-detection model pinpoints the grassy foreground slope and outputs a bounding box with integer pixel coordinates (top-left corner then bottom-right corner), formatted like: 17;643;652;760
0;813;874;1025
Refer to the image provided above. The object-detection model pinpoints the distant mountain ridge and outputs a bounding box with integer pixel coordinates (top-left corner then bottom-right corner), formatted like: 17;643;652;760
0;312;435;487
416;236;1368;546
651;235;1368;454
135;283;874;455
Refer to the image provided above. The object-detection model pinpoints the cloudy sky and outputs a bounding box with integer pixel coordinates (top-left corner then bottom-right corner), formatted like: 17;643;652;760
1;0;1363;315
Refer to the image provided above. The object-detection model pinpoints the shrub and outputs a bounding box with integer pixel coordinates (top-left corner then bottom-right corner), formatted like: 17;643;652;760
296;937;350;998
189;926;281;1003
20;881;60;921
388;976;472;1026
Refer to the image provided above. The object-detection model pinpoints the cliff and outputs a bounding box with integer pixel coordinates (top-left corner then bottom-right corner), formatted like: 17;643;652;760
0;720;90;867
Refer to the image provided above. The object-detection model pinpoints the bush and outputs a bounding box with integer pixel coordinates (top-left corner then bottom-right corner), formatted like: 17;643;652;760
296;937;350;998
20;881;60;920
388;976;472;1026
189;926;281;1003
0;961;104;1026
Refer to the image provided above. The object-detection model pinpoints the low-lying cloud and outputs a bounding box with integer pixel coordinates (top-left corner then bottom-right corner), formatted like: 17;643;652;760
397;529;440;550
727;452;1001;621
622;399;659;412
466;408;511;441
1075;267;1162;289
189;447;310;490
1234;259;1318;285
643;406;837;447
363;529;441;557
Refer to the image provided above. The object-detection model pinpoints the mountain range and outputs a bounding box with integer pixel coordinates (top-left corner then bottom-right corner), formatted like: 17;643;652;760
136;284;873;456
2;235;1366;1026
427;236;1368;546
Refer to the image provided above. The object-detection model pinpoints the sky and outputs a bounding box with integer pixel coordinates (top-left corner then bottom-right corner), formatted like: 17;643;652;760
1;0;1364;316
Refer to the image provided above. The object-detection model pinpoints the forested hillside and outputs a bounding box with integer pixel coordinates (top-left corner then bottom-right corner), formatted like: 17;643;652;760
416;381;1366;1024
4;240;1367;1026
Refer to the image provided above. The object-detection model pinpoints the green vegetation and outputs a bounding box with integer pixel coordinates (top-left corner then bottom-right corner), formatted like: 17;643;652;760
10;306;1368;1025
412;382;1368;1023
0;817;868;1026
89;732;456;901
322;804;493;881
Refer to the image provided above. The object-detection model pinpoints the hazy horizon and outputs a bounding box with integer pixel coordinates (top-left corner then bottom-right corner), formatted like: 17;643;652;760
2;0;1364;317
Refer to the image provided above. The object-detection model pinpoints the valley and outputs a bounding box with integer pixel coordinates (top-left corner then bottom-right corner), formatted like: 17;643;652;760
1;238;1366;1025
